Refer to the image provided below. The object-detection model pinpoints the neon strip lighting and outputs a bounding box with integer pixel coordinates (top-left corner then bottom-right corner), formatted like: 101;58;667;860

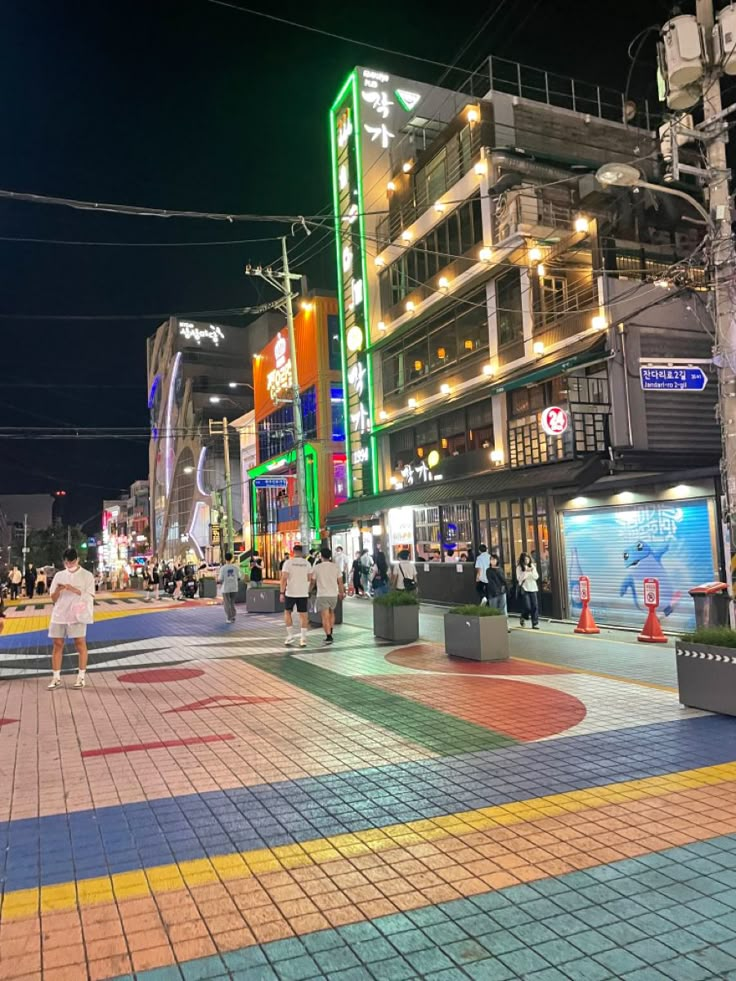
196;446;208;496
148;375;161;410
165;352;182;497
188;500;206;559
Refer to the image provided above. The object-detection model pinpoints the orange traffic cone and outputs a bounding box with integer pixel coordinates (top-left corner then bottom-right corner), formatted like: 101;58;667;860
574;600;600;634
638;607;667;643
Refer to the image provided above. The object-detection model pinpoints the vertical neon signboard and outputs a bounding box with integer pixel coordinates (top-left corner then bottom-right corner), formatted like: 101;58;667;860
329;71;376;498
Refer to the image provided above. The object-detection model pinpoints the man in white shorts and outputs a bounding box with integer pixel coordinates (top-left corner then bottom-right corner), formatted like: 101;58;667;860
47;547;95;690
280;544;311;648
310;547;345;645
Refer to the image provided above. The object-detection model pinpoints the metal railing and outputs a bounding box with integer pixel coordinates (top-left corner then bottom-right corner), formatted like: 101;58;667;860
458;55;655;131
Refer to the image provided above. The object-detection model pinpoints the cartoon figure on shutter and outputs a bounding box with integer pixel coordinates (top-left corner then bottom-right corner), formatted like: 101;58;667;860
619;541;681;617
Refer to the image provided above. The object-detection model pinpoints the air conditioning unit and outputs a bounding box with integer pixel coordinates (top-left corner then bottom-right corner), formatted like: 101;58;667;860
715;3;736;75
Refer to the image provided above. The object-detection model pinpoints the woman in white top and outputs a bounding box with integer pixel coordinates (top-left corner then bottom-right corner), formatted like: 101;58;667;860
516;552;540;629
392;548;417;592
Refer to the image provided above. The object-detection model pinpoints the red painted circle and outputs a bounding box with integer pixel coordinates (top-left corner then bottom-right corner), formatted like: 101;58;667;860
387;644;569;675
117;668;204;684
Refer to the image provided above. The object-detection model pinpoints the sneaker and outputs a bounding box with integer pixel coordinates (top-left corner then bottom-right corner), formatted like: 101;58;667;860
299;639;307;648
519;617;525;627
73;675;86;689
47;678;62;690
284;636;296;647
325;634;334;644
480;596;488;606
532;624;540;630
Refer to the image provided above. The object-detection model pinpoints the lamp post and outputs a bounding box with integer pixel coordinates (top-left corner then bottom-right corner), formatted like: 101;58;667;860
208;389;253;558
597;161;736;613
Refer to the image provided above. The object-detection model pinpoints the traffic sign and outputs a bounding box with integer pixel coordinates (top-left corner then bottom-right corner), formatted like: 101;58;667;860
639;366;708;392
254;477;288;489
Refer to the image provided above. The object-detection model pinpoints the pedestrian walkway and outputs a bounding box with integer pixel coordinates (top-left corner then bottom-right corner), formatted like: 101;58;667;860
0;596;735;980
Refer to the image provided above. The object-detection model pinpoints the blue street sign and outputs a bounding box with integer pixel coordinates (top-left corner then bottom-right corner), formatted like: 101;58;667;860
639;366;708;392
254;477;289;489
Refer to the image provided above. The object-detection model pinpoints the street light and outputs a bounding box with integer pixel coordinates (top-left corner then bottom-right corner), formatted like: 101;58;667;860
595;163;711;225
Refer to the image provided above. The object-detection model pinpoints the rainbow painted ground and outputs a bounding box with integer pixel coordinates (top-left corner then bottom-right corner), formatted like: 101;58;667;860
1;594;735;981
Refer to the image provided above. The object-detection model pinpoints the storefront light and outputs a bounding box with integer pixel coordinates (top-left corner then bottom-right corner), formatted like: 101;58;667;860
467;105;480;123
401;229;413;243
434;201;445;213
402;160;413;173
479;246;493;262
474;160;487;176
482;364;494;376
672;484;688;495
387;180;396;192
533;341;545;356
300;300;314;311
490;449;504;464
405;300;416;314
537;263;546;278
379;410;388;421
377;320;387;331
592;314;608;330
440;383;451;395
427;449;440;468
375;255;385;268
618;491;634;502
528;246;543;262
183;466;193;474
574;215;590;233
407;397;417;408
572;496;587;505
438;276;450;291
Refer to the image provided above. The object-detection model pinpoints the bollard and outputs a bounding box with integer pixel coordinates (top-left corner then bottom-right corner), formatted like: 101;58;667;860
638;577;667;643
574;575;600;634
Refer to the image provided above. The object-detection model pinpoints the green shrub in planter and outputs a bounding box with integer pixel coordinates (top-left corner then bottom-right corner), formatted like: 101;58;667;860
445;603;509;662
449;604;503;617
676;626;736;717
679;626;736;649
373;590;420;607
373;589;419;641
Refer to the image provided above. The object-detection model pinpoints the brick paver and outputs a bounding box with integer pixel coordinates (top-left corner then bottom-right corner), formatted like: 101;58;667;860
0;593;734;979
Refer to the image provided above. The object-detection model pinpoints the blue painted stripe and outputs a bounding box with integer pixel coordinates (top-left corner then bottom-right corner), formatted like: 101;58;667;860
2;715;736;893
111;831;736;981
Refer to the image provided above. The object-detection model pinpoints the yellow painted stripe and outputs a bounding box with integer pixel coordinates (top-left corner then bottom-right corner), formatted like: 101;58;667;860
3;759;736;921
0;604;179;636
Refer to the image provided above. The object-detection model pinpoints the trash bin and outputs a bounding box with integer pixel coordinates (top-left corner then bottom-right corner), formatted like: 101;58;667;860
688;582;730;628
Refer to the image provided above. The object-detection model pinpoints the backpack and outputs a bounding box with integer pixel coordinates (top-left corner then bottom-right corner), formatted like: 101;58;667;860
398;562;417;592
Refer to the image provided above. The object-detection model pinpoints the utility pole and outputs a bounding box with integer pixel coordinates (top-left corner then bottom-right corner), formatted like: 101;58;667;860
208;420;235;556
22;513;28;577
245;239;311;550
696;0;736;565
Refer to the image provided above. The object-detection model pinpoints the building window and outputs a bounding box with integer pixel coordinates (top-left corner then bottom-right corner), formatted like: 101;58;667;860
539;276;573;325
381;287;488;396
258;386;318;462
441;503;472;559
328;315;341;370
331;386;345;441
496;268;523;347
415;506;440;561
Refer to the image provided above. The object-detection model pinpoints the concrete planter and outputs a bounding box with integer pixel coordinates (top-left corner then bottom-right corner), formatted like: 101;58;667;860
246;586;284;613
308;596;343;626
199;578;217;599
444;612;509;662
676;640;736;717
372;603;419;643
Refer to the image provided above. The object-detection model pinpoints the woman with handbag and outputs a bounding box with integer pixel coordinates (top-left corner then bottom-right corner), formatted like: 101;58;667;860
392;549;417;592
516;552;540;629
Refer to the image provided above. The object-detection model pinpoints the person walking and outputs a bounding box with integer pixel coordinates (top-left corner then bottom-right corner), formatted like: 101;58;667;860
334;546;349;586
351;552;365;597
25;563;37;600
9;565;22;601
392;548;417;591
516;551;540;628
47;548;95;690
173;564;185;601
359;549;374;596
487;553;508;614
310;547;345;644
280;544;311;647
151;562;161;601
474;544;491;605
217;552;241;624
371;546;390;597
249;551;263;585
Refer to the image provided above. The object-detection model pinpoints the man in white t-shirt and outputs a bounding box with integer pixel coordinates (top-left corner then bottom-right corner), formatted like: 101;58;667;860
474;544;491;606
334;546;349;584
47;548;95;690
280;544;311;647
310;547;345;645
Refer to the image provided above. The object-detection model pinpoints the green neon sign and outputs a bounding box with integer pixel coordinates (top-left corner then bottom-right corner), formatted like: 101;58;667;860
248;443;320;539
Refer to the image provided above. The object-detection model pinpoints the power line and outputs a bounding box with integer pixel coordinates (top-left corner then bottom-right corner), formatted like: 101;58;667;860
203;0;480;73
0;233;283;247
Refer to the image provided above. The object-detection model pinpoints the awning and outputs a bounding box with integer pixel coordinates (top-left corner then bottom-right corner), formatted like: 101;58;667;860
490;335;607;395
326;456;607;526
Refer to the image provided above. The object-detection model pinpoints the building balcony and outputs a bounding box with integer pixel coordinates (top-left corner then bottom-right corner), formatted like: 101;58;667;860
508;409;610;469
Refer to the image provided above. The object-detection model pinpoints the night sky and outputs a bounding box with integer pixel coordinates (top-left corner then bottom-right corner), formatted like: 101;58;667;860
0;0;671;528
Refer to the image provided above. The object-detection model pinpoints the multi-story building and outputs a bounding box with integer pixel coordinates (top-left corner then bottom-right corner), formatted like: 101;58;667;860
147;313;281;564
231;410;257;557
326;57;721;631
99;480;151;573
248;293;346;576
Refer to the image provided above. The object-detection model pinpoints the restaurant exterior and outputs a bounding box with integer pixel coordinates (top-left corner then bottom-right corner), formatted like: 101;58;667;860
325;62;725;629
248;293;346;577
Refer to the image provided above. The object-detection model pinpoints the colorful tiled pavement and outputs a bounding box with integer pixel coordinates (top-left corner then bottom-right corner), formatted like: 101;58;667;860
1;596;736;980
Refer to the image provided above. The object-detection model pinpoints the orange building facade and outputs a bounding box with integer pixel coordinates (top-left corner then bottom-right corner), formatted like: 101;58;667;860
249;294;346;576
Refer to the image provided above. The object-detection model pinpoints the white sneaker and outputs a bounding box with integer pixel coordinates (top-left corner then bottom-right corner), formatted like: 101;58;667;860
480;597;488;606
284;636;296;647
299;639;307;648
47;678;62;690
73;675;86;690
